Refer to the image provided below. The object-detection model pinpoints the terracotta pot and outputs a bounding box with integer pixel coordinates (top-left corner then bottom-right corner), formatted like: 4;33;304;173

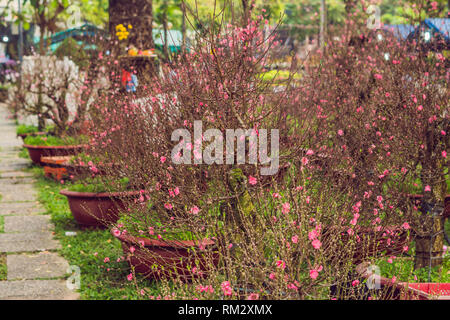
113;231;219;281
23;144;85;165
60;189;140;228
41;156;73;180
356;262;450;300
17;131;48;141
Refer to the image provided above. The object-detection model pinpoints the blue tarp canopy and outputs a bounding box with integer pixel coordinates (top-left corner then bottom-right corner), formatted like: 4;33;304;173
152;29;184;52
382;24;415;40
34;24;106;51
407;18;450;43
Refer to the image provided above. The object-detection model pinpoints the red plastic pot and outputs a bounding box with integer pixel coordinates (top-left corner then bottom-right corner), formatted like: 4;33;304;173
24;144;86;166
113;231;219;281
60;190;140;228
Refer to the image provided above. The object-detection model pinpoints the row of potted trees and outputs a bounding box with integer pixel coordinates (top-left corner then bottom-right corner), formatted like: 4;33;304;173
10;9;449;299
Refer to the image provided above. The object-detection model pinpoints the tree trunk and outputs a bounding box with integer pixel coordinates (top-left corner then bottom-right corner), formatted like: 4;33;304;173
109;0;154;49
414;145;446;270
320;0;327;48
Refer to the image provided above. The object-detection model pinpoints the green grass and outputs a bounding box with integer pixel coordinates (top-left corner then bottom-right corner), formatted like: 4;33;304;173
30;166;161;299
16;124;39;135
376;221;450;284
24;135;88;147
0;216;4;233
0;253;6;281
18;147;30;159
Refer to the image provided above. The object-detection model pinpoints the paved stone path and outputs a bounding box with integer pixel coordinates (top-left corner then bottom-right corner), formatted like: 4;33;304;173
0;103;79;300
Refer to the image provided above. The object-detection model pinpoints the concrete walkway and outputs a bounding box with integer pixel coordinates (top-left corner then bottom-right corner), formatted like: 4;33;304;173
0;103;79;300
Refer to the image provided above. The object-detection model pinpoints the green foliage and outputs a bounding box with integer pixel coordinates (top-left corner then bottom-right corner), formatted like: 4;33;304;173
67;176;130;193
376;241;450;283
54;37;89;69
0;253;6;281
23;135;87;146
16;124;39;135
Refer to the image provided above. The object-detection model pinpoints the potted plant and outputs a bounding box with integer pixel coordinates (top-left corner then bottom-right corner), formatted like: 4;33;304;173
111;205;219;281
16;124;53;141
60;176;139;228
23;134;87;165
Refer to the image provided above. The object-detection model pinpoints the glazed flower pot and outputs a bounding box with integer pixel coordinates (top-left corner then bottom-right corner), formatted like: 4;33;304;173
41;156;73;181
113;231;219;281
60;190;140;228
23;144;85;166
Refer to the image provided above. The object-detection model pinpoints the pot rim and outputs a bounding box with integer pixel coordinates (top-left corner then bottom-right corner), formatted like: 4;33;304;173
112;230;215;249
60;189;141;198
23;144;88;150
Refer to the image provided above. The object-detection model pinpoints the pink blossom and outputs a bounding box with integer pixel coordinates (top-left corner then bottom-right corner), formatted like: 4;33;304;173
402;222;410;230
424;185;431;192
190;206;200;214
312;239;322;249
164;203;173;210
112;228;121;237
247;293;259;300
352;280;360;287
291;235;299;244
221;281;233;296
127;273;133;281
337;129;344;136
160;156;166;163
281;202;291;214
276;260;286;270
309;265;323;280
248;176;257;185
442;151;447;158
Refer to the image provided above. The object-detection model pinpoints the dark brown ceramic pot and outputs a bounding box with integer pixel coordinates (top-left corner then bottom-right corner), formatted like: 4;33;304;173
113;231;219;281
60;190;140;228
23;144;85;166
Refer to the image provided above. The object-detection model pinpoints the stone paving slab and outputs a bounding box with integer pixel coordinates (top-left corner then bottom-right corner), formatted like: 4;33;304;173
0;184;37;202
0;280;79;300
7;252;69;280
0;171;34;179
0;232;61;253
0;201;44;216
4;215;52;233
0;163;30;172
